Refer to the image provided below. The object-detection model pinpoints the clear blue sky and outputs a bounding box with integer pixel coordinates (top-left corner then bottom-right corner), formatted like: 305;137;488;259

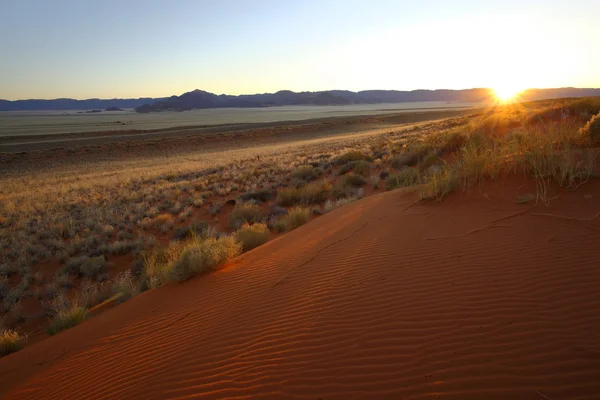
1;0;598;100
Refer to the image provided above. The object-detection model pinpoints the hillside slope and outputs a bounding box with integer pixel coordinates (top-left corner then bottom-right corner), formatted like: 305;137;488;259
1;179;600;399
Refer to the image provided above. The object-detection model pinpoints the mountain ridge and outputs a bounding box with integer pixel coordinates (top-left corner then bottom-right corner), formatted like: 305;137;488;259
1;88;600;112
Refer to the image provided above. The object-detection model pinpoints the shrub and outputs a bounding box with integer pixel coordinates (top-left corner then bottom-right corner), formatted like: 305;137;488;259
336;151;373;164
391;153;420;169
277;206;311;231
420;167;458;201
230;202;263;229
169;236;242;282
580;112;600;143
79;256;106;278
0;328;26;357
112;272;140;303
385;168;420;190
276;180;331;206
46;295;89;335
342;173;367;188
338;160;371;175
172;221;209;241
235;223;270;251
291;165;321;181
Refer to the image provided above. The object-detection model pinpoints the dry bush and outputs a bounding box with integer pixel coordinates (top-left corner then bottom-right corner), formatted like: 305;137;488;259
112;272;140;303
580;112;600;143
419;167;458;201
276;206;311;231
230;201;263;229
335;151;373;164
235;223;270;251
169;236;242;282
385;168;421;190
46;294;89;335
0;327;27;357
276;180;331;206
291;165;322;181
338;160;371;175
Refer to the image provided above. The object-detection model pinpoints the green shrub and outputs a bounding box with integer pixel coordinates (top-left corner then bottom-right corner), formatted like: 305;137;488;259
230;202;263;229
169;236;242;282
385;168;420;190
276;180;331;206
0;329;26;357
235;223;270;251
580;112;600;143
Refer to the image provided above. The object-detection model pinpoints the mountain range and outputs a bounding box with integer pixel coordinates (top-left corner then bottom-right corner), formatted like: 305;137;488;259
1;88;599;112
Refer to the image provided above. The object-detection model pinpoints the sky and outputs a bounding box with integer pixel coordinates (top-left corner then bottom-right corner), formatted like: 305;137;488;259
1;0;599;100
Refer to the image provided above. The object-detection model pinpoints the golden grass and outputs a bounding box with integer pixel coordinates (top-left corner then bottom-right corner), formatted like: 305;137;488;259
235;223;270;251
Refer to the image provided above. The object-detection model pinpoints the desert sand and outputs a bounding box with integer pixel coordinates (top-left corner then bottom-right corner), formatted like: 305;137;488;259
1;175;599;399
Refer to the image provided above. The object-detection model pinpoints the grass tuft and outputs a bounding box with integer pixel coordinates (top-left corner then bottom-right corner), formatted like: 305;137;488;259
235;223;270;251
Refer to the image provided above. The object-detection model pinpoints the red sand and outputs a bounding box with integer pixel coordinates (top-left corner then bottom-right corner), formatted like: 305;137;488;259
1;178;600;399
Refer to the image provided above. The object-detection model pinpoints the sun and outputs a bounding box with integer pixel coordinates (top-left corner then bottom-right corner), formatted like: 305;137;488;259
493;86;523;102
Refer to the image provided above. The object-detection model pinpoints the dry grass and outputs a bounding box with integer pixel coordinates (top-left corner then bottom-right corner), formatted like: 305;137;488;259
169;236;242;282
0;327;27;357
1;97;599;334
235;223;270;251
46;294;89;335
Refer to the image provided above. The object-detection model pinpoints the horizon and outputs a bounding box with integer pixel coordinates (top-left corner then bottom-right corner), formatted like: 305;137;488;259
3;86;600;103
1;0;599;100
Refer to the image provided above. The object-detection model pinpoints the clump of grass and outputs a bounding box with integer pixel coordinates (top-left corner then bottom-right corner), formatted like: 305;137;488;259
391;153;421;169
169;236;242;282
338;160;371;175
336;151;373;164
235;223;270;251
275;206;311;231
0;328;27;357
230;201;263;229
342;173;367;188
385;168;420;190
79;256;107;278
276;180;331;206
580;112;600;143
142;243;185;289
112;272;140;303
291;165;322;181
46;294;89;335
419;167;458;201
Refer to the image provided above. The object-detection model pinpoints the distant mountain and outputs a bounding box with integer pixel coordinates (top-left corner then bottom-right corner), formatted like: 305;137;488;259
133;88;600;113
0;97;164;112
1;88;599;112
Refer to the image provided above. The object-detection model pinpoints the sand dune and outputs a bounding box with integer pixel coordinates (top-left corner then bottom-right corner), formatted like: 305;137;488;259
1;178;600;399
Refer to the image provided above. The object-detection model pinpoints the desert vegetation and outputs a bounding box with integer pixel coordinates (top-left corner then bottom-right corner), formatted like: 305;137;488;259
1;97;599;355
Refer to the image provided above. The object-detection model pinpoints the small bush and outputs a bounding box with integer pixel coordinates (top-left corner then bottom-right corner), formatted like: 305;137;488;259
291;165;322;181
580;112;600;143
169;236;242;282
420;167;458;201
391;153;420;169
230;202;263;229
112;272;140;303
338;160;371;175
342;173;367;188
172;221;209;241
235;223;270;251
276;180;331;206
46;295;89;335
277;206;311;231
385;168;420;190
0;329;27;357
79;256;106;278
336;151;373;164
